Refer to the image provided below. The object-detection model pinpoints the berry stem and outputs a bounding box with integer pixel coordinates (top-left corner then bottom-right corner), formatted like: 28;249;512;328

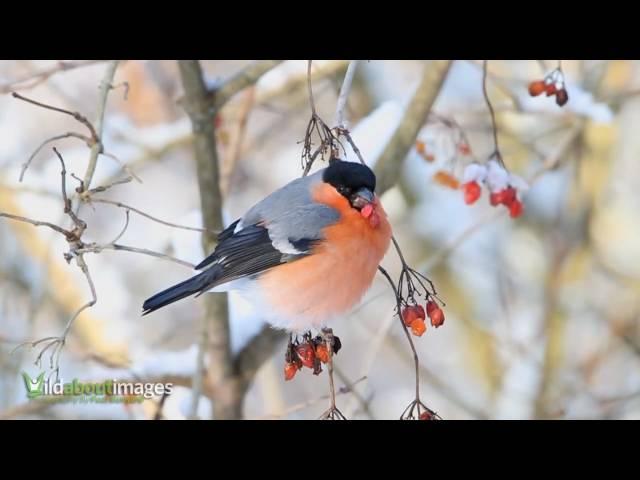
378;266;421;404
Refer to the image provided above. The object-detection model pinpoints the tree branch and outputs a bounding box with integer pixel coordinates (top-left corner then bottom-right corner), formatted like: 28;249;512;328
207;60;284;111
82;60;120;191
178;60;236;419
375;60;452;195
334;60;360;128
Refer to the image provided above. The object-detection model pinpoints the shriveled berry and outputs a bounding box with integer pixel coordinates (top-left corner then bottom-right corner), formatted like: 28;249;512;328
295;343;316;369
284;362;298;381
426;301;438;316
555;88;569;107
402;306;424;326
545;83;557;96
315;344;330;364
420;411;434;420
429;307;445;328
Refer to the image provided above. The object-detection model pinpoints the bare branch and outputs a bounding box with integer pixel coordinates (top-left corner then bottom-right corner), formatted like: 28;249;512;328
210;60;283;111
375;60;452;195
178;60;236;419
76;243;195;269
482;60;506;168
333;60;360;128
101;151;143;184
0;60;105;94
20;132;91;182
11;92;98;142
89;198;212;233
0;212;70;237
82;60;120;191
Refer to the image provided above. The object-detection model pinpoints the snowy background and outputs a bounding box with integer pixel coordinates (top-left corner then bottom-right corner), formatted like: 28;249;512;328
0;60;639;419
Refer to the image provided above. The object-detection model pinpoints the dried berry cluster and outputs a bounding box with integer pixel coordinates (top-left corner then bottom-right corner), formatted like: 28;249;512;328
402;300;445;337
284;333;341;381
528;68;569;107
461;160;528;218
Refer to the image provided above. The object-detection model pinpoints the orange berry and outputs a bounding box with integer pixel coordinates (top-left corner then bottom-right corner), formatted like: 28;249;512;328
410;318;427;336
416;140;426;154
433;170;460;190
315;344;330;364
284;363;298;381
528;80;546;97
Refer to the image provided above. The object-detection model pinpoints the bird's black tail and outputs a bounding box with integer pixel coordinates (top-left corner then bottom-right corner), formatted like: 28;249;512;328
142;267;221;316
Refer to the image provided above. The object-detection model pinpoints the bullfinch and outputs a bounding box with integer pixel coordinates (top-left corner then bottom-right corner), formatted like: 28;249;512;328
142;160;392;332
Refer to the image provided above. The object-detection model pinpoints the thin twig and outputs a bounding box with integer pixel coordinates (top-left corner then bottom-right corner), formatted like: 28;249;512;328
11;92;98;142
307;60;317;116
482;60;506;168
256;376;367;420
76;243;195;269
20;132;92;182
89;198;211;233
0;212;70;237
0;60;104;94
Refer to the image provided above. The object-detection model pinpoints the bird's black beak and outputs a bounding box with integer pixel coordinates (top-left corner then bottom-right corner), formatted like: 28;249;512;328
350;187;374;210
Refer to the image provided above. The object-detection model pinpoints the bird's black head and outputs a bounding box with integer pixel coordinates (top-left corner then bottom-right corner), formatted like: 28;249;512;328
323;160;377;210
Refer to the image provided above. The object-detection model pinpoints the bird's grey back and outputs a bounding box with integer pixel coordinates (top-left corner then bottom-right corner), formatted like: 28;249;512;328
241;169;340;247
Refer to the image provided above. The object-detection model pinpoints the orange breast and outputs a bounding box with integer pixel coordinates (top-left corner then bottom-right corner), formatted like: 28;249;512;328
258;183;392;331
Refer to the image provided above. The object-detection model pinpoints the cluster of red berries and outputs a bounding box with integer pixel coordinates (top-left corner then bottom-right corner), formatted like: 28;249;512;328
528;69;569;107
284;335;341;381
402;300;445;337
460;160;528;219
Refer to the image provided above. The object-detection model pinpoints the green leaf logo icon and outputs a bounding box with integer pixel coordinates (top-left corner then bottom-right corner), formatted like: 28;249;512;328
22;372;45;399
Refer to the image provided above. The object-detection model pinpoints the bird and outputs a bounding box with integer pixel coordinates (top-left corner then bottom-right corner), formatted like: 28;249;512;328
142;160;392;332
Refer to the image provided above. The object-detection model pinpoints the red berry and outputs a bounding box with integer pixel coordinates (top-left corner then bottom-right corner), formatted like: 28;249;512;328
463;181;481;205
402;306;419;327
315;344;330;364
420;411;434;420
555;89;569;107
489;191;503;206
528;80;546;97
429;307;445;328
426;301;438;316
410;318;427;337
502;187;517;206
415;304;426;320
284;363;298;381
295;343;316;369
545;83;557;96
509;199;524;218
